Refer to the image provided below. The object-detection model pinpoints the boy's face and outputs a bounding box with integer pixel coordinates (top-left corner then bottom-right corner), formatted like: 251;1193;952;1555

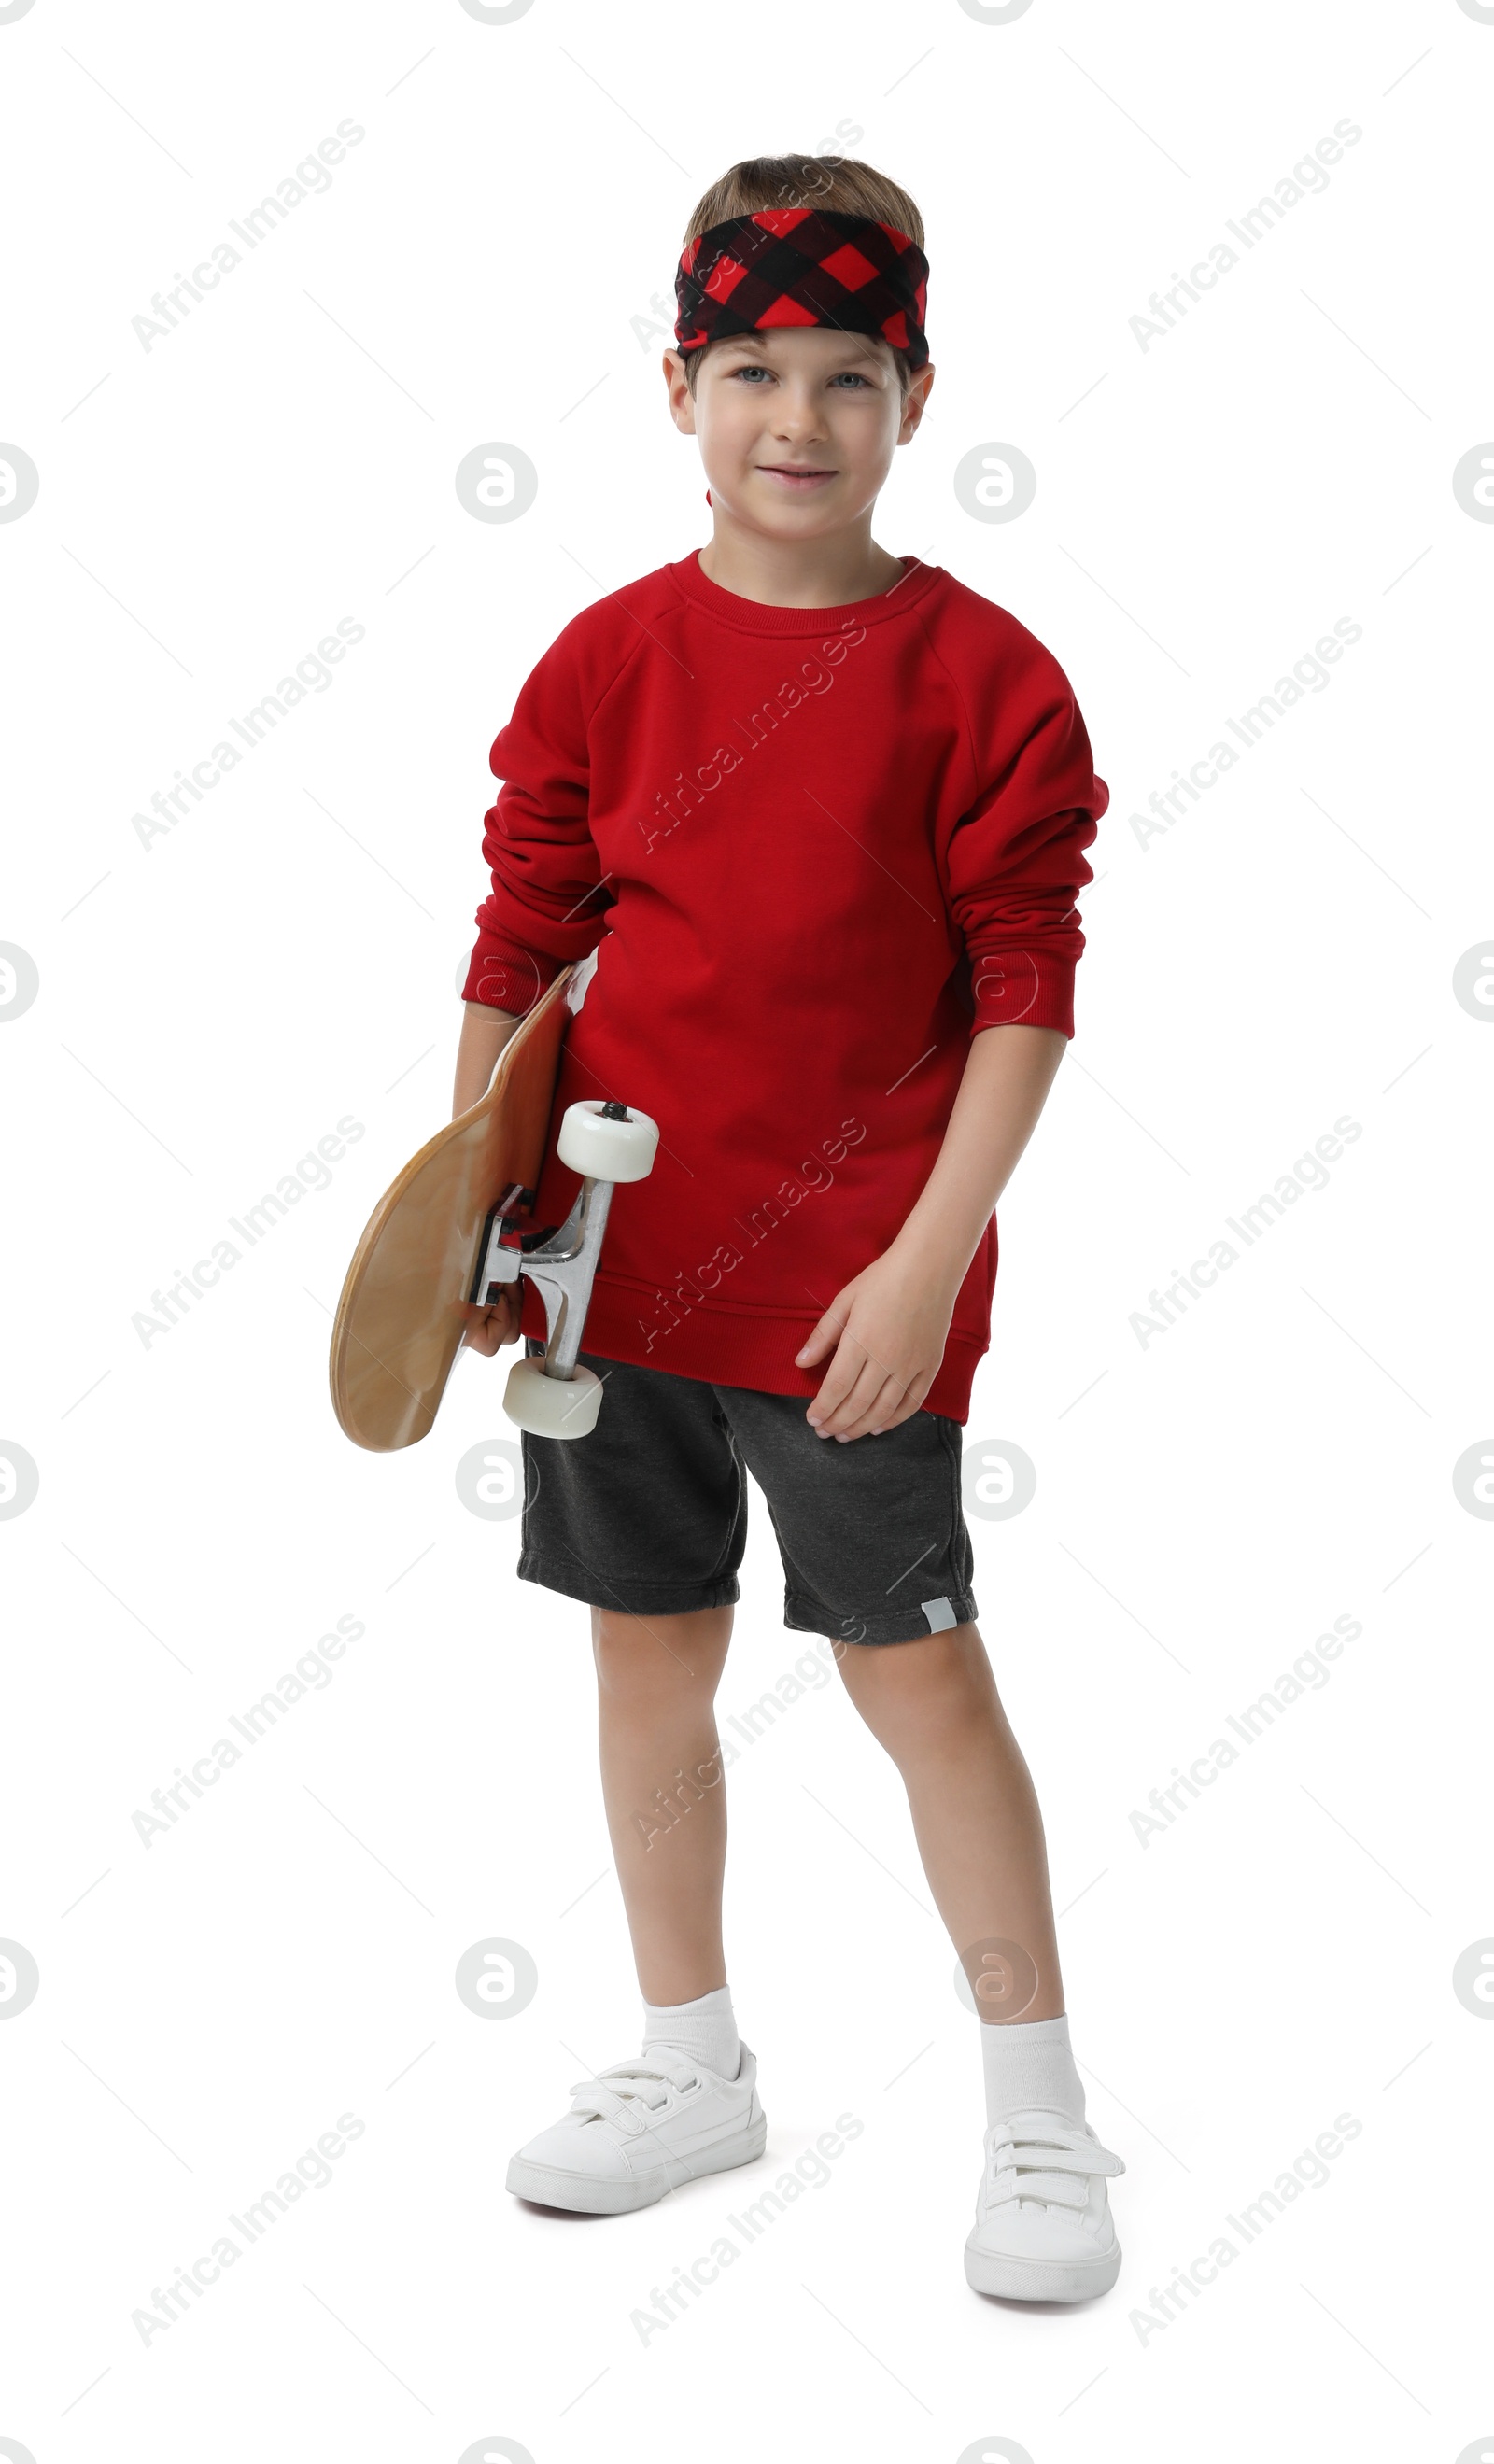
664;329;934;542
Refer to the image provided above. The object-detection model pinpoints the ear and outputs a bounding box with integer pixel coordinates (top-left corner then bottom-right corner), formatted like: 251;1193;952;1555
897;362;935;446
663;347;698;435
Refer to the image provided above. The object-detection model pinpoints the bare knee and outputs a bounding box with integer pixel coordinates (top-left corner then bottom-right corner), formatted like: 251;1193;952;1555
591;1604;733;1711
837;1624;1002;1762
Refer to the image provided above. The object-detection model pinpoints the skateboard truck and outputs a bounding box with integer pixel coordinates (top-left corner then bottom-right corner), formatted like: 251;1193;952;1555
486;1098;658;1440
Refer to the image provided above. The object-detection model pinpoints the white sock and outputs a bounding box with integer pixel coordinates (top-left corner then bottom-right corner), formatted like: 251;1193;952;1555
641;1982;740;2081
980;2012;1086;2127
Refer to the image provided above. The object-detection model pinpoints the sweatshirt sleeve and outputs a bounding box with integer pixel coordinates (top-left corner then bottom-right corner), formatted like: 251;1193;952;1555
460;626;615;1014
940;630;1107;1041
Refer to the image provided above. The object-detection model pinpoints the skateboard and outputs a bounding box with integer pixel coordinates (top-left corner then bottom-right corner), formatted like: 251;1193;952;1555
328;964;658;1451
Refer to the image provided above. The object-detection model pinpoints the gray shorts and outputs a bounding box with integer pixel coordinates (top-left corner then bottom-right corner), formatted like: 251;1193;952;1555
516;1347;978;1647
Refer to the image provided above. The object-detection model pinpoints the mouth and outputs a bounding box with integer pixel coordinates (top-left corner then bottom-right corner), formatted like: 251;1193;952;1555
756;465;838;490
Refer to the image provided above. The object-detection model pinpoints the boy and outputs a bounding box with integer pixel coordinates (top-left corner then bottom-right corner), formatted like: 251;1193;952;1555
452;155;1123;2302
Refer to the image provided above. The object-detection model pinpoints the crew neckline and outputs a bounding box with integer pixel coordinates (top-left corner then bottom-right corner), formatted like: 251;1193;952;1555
668;546;942;635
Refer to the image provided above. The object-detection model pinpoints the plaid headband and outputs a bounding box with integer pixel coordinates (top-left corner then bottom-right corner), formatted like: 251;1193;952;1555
674;208;930;373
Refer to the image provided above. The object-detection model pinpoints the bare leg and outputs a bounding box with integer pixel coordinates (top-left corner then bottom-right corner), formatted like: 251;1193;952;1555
589;1603;735;2007
834;1622;1064;2020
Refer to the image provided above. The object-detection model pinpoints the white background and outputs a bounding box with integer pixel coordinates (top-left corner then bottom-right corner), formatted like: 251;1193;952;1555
2;0;1490;2457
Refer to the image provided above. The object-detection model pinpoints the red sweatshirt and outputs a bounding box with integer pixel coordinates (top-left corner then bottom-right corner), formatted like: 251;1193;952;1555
462;550;1106;1423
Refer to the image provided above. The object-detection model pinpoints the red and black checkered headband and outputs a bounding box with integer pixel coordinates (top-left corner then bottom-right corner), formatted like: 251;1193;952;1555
674;208;930;373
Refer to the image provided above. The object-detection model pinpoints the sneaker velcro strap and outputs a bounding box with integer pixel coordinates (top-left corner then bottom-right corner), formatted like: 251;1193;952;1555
988;2118;1126;2186
567;2047;705;2133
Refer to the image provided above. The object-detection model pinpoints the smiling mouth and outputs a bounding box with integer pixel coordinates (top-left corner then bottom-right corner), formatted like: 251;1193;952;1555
757;465;837;486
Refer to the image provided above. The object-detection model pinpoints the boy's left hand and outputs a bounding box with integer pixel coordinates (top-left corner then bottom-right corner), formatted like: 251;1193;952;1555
796;1245;958;1441
459;1288;522;1353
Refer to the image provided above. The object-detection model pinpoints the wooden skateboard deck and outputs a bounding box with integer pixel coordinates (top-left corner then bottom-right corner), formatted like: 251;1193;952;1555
329;966;574;1452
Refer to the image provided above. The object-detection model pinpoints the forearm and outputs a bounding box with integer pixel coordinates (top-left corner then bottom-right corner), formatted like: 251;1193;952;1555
453;999;522;1118
890;1023;1067;1291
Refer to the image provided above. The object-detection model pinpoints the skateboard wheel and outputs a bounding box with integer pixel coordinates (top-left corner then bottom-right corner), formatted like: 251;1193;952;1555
557;1099;658;1185
502;1355;604;1439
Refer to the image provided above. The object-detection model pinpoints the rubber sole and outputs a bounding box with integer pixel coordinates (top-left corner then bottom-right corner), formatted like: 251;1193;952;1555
506;2109;768;2215
964;2234;1121;2302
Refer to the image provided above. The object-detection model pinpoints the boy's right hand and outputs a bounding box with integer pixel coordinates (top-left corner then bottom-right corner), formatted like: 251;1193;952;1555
460;1288;522;1354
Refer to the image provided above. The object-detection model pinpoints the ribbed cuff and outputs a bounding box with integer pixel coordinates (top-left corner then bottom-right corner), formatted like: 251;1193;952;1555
542;1274;989;1426
966;950;1077;1038
460;928;561;1015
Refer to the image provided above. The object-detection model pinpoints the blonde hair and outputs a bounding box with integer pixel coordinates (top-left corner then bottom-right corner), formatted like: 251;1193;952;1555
680;155;926;395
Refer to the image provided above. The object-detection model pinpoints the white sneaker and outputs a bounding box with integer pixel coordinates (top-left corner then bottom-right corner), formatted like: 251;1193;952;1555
964;2106;1125;2301
505;2040;767;2215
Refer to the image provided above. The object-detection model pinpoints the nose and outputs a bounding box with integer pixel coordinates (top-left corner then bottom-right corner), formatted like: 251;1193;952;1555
770;383;829;444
